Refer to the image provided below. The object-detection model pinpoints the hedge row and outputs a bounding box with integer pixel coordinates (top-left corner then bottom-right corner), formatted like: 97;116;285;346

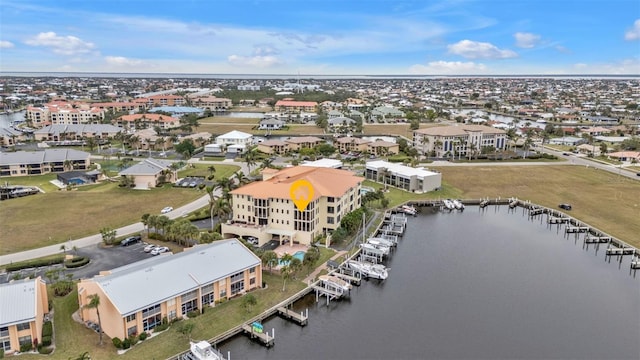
64;257;90;269
5;256;65;272
42;321;53;337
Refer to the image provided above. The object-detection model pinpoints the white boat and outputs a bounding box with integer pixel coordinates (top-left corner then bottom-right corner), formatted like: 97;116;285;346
182;341;224;360
319;274;352;292
346;260;389;280
442;199;455;210
452;199;465;210
367;237;395;248
360;242;390;256
400;205;417;216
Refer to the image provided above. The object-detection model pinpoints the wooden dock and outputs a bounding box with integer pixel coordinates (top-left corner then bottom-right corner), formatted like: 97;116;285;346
333;271;361;286
584;235;611;244
606;247;636;256
242;324;275;347
277;307;308;326
566;226;590;233
548;217;570;224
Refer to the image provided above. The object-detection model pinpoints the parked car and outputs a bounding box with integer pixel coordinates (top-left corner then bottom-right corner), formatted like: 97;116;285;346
143;244;157;253
151;246;169;256
161;206;173;214
559;203;572;210
121;235;141;246
246;236;258;246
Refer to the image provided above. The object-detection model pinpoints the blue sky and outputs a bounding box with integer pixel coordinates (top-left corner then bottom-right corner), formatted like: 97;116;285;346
0;0;639;75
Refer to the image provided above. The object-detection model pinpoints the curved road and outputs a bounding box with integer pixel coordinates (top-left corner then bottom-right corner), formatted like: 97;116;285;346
0;160;248;266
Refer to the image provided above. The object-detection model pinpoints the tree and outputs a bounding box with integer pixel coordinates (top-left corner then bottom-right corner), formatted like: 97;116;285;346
303;247;320;275
288;257;302;279
210;196;231;231
314;143;336;157
261;251;279;274
84;294;103;345
242;294;258;313
243;145;258;173
207;165;216;180
69;351;91;360
176;321;195;341
63;160;73;171
175;139;196;159
599;142;608;155
280;253;294;291
100;227;117;245
86;137;97;152
378;167;389;189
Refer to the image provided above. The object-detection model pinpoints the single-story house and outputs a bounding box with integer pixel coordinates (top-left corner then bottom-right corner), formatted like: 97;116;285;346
258;118;285;130
607;151;640;162
118;158;176;189
549;136;585;146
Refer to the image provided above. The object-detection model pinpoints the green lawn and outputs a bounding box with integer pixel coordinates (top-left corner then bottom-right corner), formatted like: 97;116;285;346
1;173;59;192
178;164;240;178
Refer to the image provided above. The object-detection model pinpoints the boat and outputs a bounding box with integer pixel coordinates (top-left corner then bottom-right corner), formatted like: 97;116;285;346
442;199;455;210
182;341;224;360
452;199;465;210
367;237;395;248
319;274;352;292
346;260;389;280
360;242;389;256
400;204;417;216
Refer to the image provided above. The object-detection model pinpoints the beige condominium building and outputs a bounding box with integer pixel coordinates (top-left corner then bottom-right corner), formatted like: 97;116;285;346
222;166;363;246
413;124;507;158
77;240;261;341
0;277;49;355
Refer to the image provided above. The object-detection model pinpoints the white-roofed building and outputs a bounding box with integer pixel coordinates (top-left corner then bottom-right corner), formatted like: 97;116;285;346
0;277;49;355
365;160;442;193
215;130;253;147
0;149;90;177
301;159;343;169
77;240;262;340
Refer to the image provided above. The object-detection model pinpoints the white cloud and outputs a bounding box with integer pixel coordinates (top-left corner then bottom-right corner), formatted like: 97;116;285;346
571;58;640;74
25;31;95;55
555;45;571;54
409;61;487;74
227;55;283;68
105;56;144;67
514;32;541;48
624;19;640;40
0;41;15;48
447;40;517;59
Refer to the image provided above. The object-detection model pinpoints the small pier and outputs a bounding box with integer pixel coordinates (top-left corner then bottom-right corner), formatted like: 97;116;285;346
548;217;570;224
313;283;345;306
606;247;636;256
584;235;611;244
631;257;640;270
529;207;544;216
332;271;362;286
241;323;275;347
277;307;308;326
566;226;589;233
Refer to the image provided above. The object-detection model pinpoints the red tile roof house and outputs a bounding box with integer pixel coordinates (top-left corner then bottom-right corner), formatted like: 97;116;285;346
274;100;318;113
115;113;181;130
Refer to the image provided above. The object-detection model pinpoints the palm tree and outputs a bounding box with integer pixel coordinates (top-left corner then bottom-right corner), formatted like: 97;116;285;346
207;165;216;180
243;145;258;173
210;196;231;231
303;247;320;275
155;215;171;235
84;294;103;345
288;257;302;279
63;160;73;171
261;250;279;274
280;253;294;291
261;157;274;169
234;170;250;186
378;168;389;189
141;213;150;234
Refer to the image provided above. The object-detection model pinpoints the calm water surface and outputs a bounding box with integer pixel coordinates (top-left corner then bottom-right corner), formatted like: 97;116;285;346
218;206;640;360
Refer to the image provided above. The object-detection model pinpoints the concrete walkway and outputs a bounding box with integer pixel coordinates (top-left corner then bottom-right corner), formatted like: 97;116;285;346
303;250;348;283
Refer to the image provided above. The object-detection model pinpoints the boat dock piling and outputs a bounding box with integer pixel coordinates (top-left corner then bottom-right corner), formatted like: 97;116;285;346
566;226;590;233
313;282;345;306
333;271;362;286
277;307;308;326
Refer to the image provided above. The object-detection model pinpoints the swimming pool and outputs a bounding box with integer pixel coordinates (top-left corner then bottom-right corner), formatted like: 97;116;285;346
279;250;306;266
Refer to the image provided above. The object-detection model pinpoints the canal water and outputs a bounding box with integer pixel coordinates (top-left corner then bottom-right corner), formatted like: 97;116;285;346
0;110;26;128
218;206;639;360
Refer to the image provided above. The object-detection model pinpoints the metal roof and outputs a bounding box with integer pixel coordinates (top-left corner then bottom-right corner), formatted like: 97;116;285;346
92;239;261;316
118;158;172;176
0;149;90;166
366;160;440;179
0;278;40;326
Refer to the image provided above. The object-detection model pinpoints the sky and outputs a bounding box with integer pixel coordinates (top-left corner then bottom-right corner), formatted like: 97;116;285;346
0;0;639;75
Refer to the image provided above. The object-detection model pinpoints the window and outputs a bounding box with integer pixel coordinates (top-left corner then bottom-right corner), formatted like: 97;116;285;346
127;326;137;337
16;322;30;331
18;335;32;346
327;206;335;214
250;278;256;285
0;327;9;352
143;315;161;332
231;281;245;295
181;299;197;315
168;310;177;322
0;327;8;337
126;314;136;322
328;217;334;224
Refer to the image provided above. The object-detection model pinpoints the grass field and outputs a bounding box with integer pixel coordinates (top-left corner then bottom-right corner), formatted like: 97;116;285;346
0;164;240;254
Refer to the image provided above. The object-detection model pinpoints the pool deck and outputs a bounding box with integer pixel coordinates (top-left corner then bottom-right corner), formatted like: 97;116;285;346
273;244;308;258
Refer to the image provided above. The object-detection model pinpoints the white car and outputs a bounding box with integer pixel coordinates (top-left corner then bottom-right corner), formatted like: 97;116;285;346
161;206;173;214
151;246;169;256
143;244;157;253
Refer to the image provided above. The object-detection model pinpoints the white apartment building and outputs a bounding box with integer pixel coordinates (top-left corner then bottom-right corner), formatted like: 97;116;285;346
413;124;507;158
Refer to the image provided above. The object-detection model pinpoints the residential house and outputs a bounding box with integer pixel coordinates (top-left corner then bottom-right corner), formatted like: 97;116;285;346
365;160;442;193
0;277;49;356
549;136;585;146
327;117;356;131
257;140;289;155
222;166;363;246
118;158;176;189
258;118;285;130
607;151;640;162
334;137;370;153
367;140;399;157
413;125;507;157
274;100;318;113
216;130;253;148
0;127;26;147
77;241;262;341
191;96;233;111
34;124;122;142
371;106;405;121
139;94;185;107
57;170;101;186
91;102;146;113
284;136;323;151
0;149;90;177
115;113;180;130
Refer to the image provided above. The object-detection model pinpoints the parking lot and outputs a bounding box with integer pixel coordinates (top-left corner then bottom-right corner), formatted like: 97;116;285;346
174;176;209;188
1;241;163;284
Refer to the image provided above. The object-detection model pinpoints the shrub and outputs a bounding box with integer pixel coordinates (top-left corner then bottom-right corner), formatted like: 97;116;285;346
0;349;4;358
41;335;52;347
42;321;53;337
121;338;131;349
5;256;65;272
186;310;200;318
128;335;139;346
112;337;122;349
37;346;53;355
138;332;148;341
64;256;90;268
148;233;166;241
20;342;33;352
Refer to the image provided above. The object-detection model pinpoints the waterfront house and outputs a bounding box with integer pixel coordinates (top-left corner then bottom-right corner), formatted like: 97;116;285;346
77;240;262;341
118;158;176;189
0;277;49;356
215;130;253;147
0;149;90;177
365;160;442;193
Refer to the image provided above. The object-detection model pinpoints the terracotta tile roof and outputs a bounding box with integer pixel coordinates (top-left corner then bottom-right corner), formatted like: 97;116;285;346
231;166;362;200
259;139;288;146
118;114;179;123
275;100;318;107
335;137;370;144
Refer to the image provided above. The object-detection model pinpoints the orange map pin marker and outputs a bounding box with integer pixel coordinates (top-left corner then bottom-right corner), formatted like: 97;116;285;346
290;179;314;211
